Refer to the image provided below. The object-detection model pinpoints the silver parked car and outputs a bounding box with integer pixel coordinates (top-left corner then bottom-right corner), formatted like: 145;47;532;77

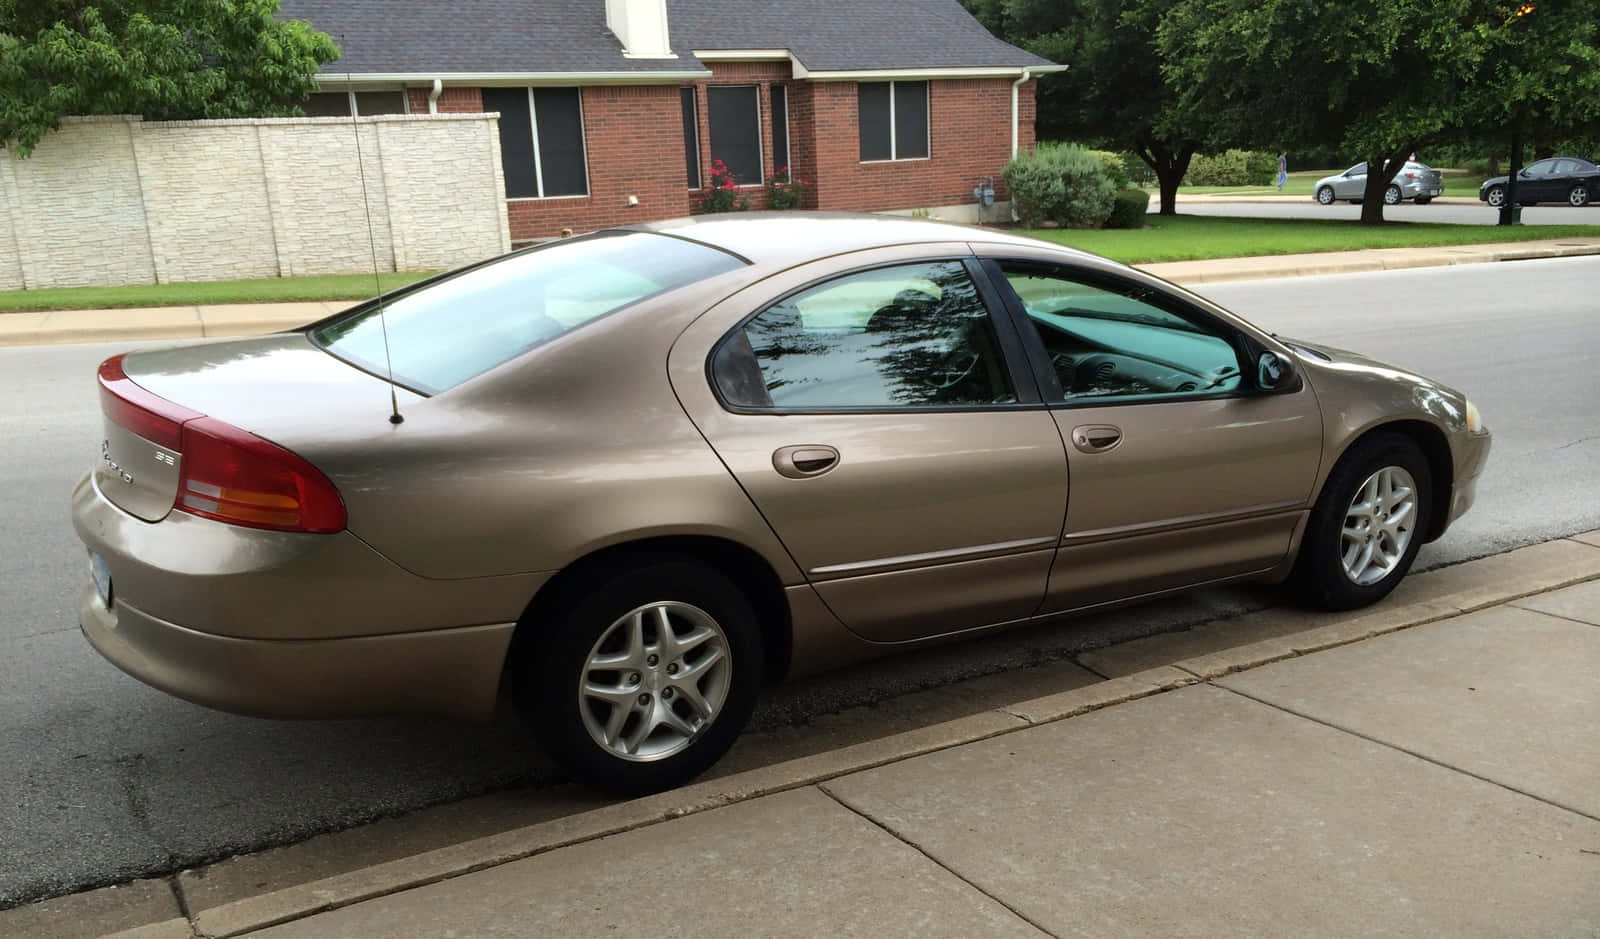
1315;162;1444;205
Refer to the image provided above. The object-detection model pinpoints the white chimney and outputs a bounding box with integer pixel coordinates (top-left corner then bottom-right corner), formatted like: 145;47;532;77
606;0;675;58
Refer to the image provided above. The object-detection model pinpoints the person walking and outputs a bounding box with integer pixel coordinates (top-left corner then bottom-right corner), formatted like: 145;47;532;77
1276;151;1289;190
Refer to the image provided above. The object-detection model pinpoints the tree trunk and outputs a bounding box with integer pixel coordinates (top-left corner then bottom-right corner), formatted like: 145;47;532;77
1358;146;1415;225
1133;142;1196;216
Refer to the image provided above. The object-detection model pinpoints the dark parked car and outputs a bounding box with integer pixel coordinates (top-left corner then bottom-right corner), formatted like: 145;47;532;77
1479;157;1600;207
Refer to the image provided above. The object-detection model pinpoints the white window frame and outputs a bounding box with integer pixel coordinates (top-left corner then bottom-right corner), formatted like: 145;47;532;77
508;87;591;202
708;84;764;188
861;80;931;164
684;88;702;191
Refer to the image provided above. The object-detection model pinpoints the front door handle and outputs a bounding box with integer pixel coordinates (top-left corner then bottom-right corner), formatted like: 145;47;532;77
773;445;840;479
1071;424;1122;454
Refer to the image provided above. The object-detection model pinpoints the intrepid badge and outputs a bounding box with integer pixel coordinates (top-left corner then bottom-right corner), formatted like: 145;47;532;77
100;439;134;485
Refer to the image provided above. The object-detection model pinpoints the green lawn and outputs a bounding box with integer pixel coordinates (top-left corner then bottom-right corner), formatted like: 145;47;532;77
1174;167;1480;198
1023;214;1599;264
0;271;436;313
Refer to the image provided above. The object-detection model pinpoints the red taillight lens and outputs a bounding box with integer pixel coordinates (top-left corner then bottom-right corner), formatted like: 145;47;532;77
97;355;347;533
98;355;200;451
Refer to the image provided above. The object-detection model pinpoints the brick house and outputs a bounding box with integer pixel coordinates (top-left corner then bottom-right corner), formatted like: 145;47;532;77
280;0;1061;243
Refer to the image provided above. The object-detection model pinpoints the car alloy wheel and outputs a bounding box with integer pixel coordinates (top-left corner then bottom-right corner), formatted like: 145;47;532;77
515;555;763;795
1316;186;1335;205
1291;432;1432;611
1485;185;1505;207
1339;466;1417;586
1384;185;1403;205
578;601;732;762
1570;186;1591;207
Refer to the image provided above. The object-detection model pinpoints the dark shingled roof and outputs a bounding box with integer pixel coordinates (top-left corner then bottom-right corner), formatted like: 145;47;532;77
672;0;1054;71
278;0;1053;76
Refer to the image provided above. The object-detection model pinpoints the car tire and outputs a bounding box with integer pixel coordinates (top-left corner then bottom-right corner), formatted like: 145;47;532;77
513;556;764;796
1316;186;1335;205
1290;432;1433;612
1570;185;1591;207
1414;197;1432;205
1485;185;1505;207
1384;185;1403;205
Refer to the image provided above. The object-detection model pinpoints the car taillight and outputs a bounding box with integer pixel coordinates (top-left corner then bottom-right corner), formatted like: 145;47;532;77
1404;171;1417;179
97;355;347;533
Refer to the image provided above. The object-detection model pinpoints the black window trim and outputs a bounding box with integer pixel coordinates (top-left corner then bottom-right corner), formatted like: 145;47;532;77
681;86;702;190
979;258;1295;410
859;80;931;164
503;87;590;202
705;255;1045;416
771;84;791;175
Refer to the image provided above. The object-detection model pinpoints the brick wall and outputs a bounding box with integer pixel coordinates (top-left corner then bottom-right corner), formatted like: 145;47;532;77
405;86;486;114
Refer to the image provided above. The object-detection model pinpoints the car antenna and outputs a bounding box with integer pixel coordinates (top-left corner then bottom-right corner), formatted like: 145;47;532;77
345;49;404;425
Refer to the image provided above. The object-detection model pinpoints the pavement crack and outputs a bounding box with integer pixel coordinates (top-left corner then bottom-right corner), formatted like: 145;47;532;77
816;784;1061;939
1555;435;1600;451
1211;683;1600;825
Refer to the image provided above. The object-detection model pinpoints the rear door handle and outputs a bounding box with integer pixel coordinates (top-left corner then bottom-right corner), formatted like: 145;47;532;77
1070;424;1122;454
773;445;840;479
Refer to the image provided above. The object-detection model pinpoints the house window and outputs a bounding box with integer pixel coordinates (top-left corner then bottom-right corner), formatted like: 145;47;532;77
302;91;408;117
681;87;701;189
858;81;929;162
771;85;790;177
484;87;589;199
707;85;762;185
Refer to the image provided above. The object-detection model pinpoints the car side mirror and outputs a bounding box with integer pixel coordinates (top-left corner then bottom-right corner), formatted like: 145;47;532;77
1257;351;1294;392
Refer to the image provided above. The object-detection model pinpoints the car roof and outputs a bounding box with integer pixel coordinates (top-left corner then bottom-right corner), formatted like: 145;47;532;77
625;212;1093;268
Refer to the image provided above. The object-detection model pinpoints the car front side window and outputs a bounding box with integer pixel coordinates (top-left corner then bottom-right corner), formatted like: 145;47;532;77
998;267;1244;403
712;261;1016;410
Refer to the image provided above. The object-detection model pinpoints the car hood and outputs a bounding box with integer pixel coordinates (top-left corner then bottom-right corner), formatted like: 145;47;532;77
1480;175;1509;189
1279;335;1471;427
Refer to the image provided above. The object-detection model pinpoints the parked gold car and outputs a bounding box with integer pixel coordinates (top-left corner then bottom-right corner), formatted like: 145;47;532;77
73;214;1490;793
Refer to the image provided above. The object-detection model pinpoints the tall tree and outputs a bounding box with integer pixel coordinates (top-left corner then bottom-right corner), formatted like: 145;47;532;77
1157;0;1600;223
0;0;339;157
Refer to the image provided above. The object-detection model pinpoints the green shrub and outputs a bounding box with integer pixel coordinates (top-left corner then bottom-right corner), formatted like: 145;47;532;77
1186;149;1274;187
691;160;751;214
1119;152;1157;186
1088;150;1132;189
1045;142;1115;228
1105;189;1151;229
1002;148;1066;228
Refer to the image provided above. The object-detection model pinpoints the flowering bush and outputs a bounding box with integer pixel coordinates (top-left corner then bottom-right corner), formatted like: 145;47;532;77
691;159;750;214
767;167;810;210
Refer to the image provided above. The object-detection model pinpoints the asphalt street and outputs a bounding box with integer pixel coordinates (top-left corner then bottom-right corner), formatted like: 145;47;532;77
1171;199;1600;225
2;256;1597;906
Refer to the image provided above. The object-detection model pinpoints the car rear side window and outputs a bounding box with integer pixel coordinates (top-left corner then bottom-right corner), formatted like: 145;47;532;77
313;232;744;394
714;261;1015;410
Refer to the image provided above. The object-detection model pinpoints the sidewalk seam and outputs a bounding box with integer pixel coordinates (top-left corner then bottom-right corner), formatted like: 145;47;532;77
1504;604;1600;630
815;784;1061;939
1210;683;1600;825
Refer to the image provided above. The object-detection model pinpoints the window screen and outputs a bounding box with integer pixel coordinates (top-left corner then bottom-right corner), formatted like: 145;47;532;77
302;93;352;117
353;91;408;115
485;88;537;198
771;85;790;175
534;88;587;196
708;85;762;185
892;81;929;159
858;83;892;162
681;87;701;188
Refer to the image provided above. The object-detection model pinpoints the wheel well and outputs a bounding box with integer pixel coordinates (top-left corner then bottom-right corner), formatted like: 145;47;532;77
1337;420;1454;542
507;535;793;685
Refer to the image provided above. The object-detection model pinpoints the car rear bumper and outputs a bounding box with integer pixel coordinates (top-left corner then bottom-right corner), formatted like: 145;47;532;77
79;582;515;721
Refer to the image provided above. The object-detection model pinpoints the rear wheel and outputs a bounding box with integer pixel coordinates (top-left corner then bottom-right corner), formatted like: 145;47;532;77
1384;184;1403;205
1291;433;1433;611
1316;186;1335;205
514;557;764;795
1570;185;1591;207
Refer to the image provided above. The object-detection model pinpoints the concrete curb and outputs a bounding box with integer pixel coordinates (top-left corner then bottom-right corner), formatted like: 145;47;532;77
84;532;1596;939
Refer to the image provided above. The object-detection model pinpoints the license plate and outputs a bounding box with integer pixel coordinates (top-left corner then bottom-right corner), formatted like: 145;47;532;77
90;553;113;608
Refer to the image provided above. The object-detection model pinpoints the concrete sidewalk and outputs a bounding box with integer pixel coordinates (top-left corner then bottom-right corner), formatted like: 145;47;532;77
3;238;1599;348
18;532;1585;939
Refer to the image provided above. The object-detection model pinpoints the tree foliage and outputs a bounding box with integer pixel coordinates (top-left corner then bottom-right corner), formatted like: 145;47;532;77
1156;0;1600;222
0;0;339;156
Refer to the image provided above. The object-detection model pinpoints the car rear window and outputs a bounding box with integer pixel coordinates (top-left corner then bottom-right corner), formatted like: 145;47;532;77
311;232;744;393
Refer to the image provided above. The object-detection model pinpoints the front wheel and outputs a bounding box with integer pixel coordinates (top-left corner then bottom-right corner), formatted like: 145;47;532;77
1570;185;1591;207
1291;433;1433;611
514;557;764;795
1316;186;1335;205
1485;185;1505;207
1384;184;1403;205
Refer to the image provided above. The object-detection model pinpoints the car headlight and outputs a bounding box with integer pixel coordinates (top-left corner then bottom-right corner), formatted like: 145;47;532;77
1464;399;1488;435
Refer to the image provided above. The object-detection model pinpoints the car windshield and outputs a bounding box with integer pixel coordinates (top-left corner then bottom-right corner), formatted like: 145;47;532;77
312;232;745;393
